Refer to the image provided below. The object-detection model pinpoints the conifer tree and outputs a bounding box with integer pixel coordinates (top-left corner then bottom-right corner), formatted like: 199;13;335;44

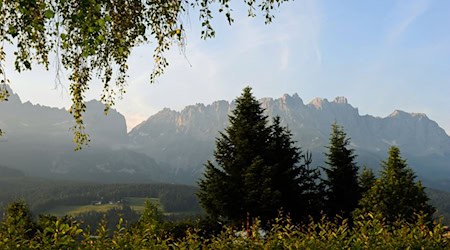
265;117;324;221
359;167;376;195
359;146;435;224
323;123;361;220
198;87;321;225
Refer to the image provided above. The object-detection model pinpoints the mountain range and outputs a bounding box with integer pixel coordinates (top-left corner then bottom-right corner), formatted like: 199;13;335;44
0;86;173;183
1;87;450;190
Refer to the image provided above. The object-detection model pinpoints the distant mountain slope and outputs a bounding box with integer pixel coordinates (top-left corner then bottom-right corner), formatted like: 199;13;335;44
0;86;171;183
0;165;25;178
0;85;127;146
129;94;450;187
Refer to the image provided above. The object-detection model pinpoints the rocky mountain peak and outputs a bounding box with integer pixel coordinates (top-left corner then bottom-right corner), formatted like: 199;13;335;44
1;84;22;104
211;100;229;111
411;112;428;119
281;93;304;106
333;96;348;104
388;110;428;120
155;108;178;118
260;97;274;104
389;110;407;118
308;97;328;109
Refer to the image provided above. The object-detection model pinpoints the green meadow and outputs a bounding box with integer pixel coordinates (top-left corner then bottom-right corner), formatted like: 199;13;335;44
46;197;161;217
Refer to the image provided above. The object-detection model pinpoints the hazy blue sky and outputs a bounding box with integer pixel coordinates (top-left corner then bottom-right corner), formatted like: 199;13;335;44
4;0;450;134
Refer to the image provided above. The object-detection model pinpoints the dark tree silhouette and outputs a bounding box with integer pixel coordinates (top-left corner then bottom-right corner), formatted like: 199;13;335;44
198;87;322;225
323;123;361;220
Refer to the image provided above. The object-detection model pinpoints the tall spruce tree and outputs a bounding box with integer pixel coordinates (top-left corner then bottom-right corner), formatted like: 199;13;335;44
359;167;376;196
198;87;322;224
266;117;324;221
323;123;361;220
359;146;435;224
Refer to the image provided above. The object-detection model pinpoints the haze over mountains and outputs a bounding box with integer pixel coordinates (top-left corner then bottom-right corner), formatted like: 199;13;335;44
0;86;172;183
1;87;450;190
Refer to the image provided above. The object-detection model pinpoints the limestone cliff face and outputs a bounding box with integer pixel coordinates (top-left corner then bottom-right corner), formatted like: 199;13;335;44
129;93;450;184
128;101;232;171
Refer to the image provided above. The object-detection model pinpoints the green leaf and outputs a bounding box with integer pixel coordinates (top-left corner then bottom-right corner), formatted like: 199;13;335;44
97;19;105;27
44;9;55;19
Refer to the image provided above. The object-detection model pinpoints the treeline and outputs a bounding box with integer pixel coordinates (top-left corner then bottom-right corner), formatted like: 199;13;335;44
73;205;140;233
31;183;202;215
198;87;435;229
0;182;202;219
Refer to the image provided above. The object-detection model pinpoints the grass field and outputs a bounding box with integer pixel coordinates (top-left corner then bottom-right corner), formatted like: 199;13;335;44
124;197;161;213
46;197;161;217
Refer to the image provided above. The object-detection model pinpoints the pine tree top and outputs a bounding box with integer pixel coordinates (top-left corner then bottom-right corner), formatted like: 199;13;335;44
381;146;415;180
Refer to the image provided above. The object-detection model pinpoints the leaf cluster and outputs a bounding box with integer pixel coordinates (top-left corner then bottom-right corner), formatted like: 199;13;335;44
1;200;448;249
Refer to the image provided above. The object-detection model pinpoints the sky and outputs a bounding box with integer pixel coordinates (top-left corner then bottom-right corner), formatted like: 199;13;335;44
3;0;450;134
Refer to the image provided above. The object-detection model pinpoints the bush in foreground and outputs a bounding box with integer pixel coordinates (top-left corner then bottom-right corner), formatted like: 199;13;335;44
0;201;448;249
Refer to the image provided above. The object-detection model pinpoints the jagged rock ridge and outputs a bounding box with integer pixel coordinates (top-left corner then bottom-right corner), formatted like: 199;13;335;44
1;87;450;188
129;93;450;186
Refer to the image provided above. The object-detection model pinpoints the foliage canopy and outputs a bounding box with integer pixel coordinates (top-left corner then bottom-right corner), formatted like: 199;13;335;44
1;200;449;249
0;0;290;149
